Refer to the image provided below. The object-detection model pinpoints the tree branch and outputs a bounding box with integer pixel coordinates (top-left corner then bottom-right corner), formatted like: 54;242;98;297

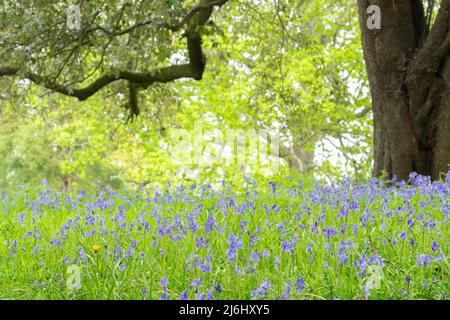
0;0;230;103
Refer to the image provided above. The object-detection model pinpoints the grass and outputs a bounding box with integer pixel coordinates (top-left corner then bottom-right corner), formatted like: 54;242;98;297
0;174;448;300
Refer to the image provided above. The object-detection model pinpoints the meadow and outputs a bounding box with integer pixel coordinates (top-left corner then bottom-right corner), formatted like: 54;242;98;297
0;173;448;300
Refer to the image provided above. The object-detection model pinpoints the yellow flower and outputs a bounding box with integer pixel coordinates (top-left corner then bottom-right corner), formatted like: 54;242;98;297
92;244;101;253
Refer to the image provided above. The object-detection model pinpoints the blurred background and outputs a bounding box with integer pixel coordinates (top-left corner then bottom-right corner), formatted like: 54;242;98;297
0;0;373;190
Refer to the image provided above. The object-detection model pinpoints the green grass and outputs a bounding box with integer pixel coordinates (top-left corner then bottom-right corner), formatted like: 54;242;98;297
0;177;448;300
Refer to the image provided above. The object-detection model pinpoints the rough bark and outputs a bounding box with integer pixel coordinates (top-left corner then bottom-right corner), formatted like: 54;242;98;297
358;0;450;181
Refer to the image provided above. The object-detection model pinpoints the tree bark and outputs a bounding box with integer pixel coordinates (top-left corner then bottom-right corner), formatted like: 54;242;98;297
358;0;450;181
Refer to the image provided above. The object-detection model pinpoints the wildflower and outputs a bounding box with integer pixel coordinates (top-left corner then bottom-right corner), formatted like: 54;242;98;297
274;255;280;269
190;278;202;289
400;288;408;297
254;279;271;298
268;181;276;194
338;249;348;266
92;244;101;254
205;212;215;234
323;227;337;240
281;282;291;299
180;290;188;300
355;253;367;277
364;283;370;298
206;289;214;300
249;250;260;265
417;254;431;267
431;241;439;253
160;293;169;300
434;253;444;262
195;292;205;300
281;239;295;253
226;233;244;263
295;276;305;294
161;277;169;291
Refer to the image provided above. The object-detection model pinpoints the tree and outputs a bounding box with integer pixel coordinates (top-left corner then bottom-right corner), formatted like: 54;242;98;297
358;0;450;181
0;0;229;120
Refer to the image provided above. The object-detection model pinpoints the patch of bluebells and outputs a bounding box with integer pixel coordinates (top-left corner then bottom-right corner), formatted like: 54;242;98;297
1;172;449;299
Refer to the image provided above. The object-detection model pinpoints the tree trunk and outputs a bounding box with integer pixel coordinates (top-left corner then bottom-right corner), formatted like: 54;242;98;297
358;0;450;181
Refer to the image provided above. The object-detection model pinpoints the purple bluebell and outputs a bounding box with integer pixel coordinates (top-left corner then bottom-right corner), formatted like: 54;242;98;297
417;254;431;267
338;249;348;265
295;276;305;294
161;277;169;291
274;255;280;269
431;241;439;253
180;290;188;300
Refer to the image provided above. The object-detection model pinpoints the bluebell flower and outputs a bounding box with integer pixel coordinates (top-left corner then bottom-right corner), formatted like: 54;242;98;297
214;283;222;294
338;249;348;266
206;289;214;300
295;276;305;294
226;233;244;262
205;212;215;234
161;277;169;291
281;239;295;253
274;255;280;269
323;227;337;240
354;253;367;277
431;241;439;253
364;283;370;298
160;293;169;300
400;288;408;297
306;242;313;253
190;278;202;289
434;253;444;262
417;254;431;267
195;292;205;300
180;290;188;300
254;279;271;298
281;282;291;299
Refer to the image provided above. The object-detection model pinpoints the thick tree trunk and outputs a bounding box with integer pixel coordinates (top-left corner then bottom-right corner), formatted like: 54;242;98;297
358;0;450;181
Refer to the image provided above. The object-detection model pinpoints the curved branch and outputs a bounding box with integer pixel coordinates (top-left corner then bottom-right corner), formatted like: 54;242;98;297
0;0;230;102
